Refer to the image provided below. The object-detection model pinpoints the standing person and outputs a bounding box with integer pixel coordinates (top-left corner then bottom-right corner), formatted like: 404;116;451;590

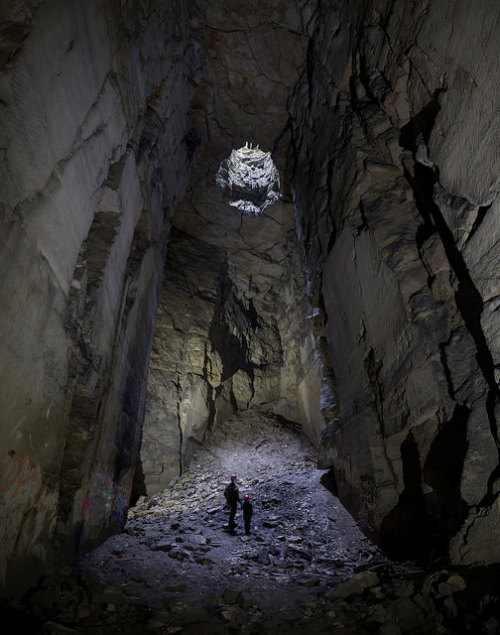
224;474;241;533
242;494;253;535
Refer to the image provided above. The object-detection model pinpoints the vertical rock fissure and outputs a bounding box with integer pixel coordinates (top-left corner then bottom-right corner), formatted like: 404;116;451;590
380;430;430;563
438;338;456;401
422;404;470;562
176;378;184;477
364;347;385;437
381;404;469;565
202;343;216;436
209;261;256;383
402;129;500;509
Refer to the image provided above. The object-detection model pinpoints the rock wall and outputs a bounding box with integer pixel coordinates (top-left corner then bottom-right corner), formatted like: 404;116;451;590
138;197;326;494
3;0;500;596
290;0;500;565
0;0;200;595
138;0;327;495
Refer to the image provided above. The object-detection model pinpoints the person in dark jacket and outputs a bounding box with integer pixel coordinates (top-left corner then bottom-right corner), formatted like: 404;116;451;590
224;474;241;532
242;494;253;535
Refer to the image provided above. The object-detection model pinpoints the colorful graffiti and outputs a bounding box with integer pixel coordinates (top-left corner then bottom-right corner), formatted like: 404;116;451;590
79;464;133;529
0;452;50;585
0;451;46;509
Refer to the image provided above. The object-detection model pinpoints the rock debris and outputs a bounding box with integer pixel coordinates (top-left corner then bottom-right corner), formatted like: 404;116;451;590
6;411;498;634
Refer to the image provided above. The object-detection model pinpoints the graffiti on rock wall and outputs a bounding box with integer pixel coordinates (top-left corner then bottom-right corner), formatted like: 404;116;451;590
79;464;133;528
0;452;45;506
0;452;50;584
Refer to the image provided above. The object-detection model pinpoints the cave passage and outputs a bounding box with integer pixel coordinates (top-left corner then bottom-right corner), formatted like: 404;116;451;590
5;1;500;633
27;411;399;634
17;411;488;635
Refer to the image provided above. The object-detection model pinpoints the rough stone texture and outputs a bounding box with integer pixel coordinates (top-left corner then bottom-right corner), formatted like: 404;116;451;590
139;200;325;493
289;0;500;565
3;0;500;604
16;413;498;635
0;0;200;595
139;0;326;494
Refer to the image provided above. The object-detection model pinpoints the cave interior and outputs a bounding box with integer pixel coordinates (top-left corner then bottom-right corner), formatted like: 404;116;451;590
2;0;500;632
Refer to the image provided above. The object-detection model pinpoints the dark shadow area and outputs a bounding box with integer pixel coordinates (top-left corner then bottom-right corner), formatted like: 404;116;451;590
379;431;431;564
423;404;470;561
208;262;254;383
320;467;338;496
0;600;43;635
380;406;469;567
130;459;147;507
398;90;443;152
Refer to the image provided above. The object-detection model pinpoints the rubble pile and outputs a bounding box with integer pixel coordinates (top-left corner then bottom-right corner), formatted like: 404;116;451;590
6;411;500;634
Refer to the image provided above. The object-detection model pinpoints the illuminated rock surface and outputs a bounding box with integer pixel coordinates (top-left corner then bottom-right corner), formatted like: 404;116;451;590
216;143;280;214
1;0;500;625
14;413;491;634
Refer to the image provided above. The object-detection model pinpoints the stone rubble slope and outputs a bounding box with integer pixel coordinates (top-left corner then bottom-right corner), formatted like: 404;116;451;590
81;412;385;616
9;411;500;634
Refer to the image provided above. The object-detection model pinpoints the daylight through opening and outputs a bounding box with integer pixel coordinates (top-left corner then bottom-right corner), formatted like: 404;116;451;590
216;142;280;214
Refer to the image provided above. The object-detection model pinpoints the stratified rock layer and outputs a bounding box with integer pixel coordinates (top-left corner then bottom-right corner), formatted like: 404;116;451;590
289;0;500;566
0;0;201;594
2;0;500;602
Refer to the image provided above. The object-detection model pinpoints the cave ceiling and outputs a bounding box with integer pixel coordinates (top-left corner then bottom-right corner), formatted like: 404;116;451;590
172;0;313;259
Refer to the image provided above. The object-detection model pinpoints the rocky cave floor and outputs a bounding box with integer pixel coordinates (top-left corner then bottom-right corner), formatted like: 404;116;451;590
5;411;500;634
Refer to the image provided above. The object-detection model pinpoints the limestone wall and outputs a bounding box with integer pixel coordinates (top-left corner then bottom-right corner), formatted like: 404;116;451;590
290;0;500;565
0;0;199;595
